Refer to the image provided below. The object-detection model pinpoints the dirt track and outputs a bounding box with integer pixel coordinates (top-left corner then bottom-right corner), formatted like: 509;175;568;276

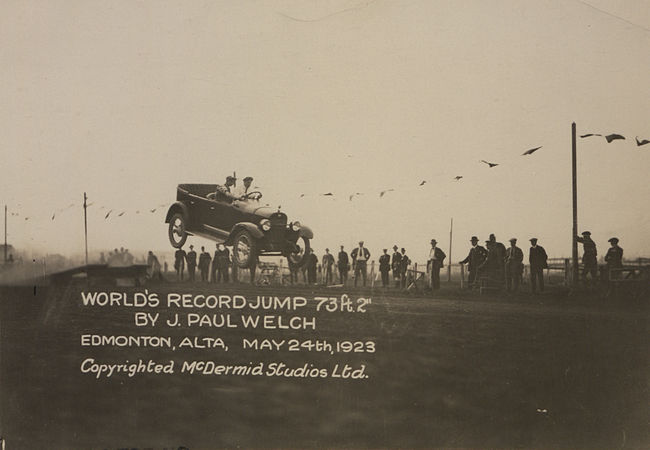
1;283;648;448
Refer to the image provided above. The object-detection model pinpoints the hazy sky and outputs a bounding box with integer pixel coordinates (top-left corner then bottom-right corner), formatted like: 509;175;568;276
2;0;649;263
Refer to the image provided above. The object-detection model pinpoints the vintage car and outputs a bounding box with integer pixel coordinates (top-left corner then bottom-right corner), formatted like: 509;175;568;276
165;184;312;269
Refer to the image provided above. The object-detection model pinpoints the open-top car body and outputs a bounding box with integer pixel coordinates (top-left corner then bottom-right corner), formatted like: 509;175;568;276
165;184;312;269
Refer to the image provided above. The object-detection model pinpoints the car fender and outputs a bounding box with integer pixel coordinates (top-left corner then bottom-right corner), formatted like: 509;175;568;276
227;222;264;245
298;225;313;240
165;202;189;223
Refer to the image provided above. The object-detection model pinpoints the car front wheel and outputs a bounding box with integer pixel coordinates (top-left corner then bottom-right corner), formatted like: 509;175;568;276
232;229;258;269
168;213;188;248
287;236;310;268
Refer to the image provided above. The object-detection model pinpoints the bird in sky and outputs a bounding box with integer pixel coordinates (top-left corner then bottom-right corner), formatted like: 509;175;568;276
150;208;157;213
522;146;542;156
135;210;140;214
580;133;602;138
104;210;112;219
118;211;125;217
321;192;334;196
419;180;426;186
480;160;499;168
379;189;394;198
51;213;55;220
605;134;625;143
635;137;650;146
24;217;29;221
454;176;463;181
299;194;305;198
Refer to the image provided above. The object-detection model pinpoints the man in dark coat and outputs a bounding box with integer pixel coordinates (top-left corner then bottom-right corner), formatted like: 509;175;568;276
488;234;506;281
211;243;220;283
174;247;187;281
217;244;230;283
379;249;391;288
186;245;197;282
528;238;548;293
351;241;370;287
198;246;212;282
459;236;487;287
576;231;598;284
399;248;410;288
337;245;349;285
307;249;318;284
427;239;446;290
322;248;335;285
391;245;402;288
604;237;623;281
504;238;524;292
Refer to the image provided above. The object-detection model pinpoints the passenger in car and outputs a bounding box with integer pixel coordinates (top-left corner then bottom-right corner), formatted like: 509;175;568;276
207;176;237;202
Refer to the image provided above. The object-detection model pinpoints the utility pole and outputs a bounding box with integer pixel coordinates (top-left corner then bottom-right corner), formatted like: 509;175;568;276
4;204;7;263
448;217;453;282
83;192;88;266
571;123;579;285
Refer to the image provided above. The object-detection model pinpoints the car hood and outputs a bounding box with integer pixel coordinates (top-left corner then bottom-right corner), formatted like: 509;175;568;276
236;202;279;218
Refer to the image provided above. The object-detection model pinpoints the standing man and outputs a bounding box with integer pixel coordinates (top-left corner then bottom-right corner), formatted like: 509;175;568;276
576;231;598;284
174;246;187;281
604;237;623;281
391;245;402;288
322;248;335;285
379;249;391;288
488;234;507;281
211;243;220;283
427;239;446;290
351;241;370;287
399;248;411;288
186;245;197;282
504;238;524;292
528;238;548;294
337;245;349;285
198;246;211;282
217;244;230;283
307;249;318;284
459;236;487;288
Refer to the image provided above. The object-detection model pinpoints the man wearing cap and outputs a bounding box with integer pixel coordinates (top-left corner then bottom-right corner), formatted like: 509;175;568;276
576;231;598;284
337;245;349;285
427;239;446;290
351;241;371;287
174;246;187;281
505;238;524;292
198;246;212;282
209;176;237;202
604;237;623;281
488;234;507;281
391;245;402;288
460;236;487;288
233;176;254;199
399;248;411;288
379;249;391;288
322;248;335;285
528;238;548;293
186;244;197;282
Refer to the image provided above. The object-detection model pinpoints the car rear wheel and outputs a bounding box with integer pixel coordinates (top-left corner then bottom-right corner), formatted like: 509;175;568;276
168;213;188;248
287;236;310;268
232;229;258;269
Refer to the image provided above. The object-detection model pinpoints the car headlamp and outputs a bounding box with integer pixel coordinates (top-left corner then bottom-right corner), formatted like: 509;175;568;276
291;221;301;231
260;219;271;231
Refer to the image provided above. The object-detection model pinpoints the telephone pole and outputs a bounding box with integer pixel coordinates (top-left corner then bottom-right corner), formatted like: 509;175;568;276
571;123;579;285
83;193;89;266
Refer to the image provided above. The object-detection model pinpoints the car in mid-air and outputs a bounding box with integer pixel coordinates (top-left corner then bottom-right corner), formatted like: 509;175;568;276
165;184;312;269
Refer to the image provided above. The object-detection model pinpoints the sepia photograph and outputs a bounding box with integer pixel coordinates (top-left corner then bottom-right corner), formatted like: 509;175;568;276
1;0;648;448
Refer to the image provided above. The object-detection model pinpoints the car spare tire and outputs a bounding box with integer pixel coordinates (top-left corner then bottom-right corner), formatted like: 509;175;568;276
168;213;188;248
287;236;310;269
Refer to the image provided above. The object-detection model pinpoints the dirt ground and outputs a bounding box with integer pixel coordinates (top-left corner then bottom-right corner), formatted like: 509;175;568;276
0;282;648;449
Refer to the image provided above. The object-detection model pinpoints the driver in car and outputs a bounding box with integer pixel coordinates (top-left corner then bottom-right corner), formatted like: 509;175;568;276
233;176;254;199
234;176;262;201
